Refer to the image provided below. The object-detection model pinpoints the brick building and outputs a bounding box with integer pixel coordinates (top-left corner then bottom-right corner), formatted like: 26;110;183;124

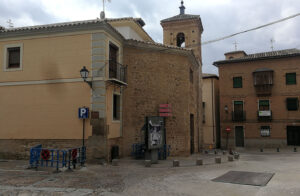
214;49;300;149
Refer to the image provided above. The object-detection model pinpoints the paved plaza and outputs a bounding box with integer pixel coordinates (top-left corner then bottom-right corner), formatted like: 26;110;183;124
0;149;300;195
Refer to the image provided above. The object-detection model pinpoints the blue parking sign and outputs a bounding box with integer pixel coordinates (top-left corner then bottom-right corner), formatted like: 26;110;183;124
78;107;89;119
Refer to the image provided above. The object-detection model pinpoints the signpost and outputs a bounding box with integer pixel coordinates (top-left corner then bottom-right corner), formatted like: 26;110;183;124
78;107;89;147
225;127;231;150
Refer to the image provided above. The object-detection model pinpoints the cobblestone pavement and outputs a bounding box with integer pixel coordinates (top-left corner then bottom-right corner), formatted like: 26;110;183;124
1;149;300;195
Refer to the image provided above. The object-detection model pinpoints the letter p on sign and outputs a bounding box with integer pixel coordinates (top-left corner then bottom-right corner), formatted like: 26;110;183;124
78;107;89;119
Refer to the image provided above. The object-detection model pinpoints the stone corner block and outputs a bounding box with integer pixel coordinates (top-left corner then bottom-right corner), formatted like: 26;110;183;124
173;160;180;167
112;159;119;166
215;157;221;164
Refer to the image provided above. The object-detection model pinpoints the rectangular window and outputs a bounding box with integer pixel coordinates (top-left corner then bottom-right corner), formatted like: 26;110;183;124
261;126;270;137
286;98;299;111
109;43;119;79
190;68;193;83
4;44;23;71
233;77;242;88
113;94;121;120
202;102;205;123
7;47;20;68
234;101;243;111
286;73;296;85
259;100;270;111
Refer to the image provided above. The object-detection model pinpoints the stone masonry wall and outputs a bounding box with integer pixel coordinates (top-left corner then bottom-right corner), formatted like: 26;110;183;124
122;46;202;156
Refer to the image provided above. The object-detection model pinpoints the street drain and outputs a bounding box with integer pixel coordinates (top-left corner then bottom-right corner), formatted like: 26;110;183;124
212;171;274;186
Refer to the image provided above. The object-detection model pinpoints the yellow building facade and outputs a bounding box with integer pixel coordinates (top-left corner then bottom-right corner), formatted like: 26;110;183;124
0;18;150;160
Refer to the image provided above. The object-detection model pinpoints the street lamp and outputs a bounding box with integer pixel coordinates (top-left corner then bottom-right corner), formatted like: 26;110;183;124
224;105;228;113
80;66;92;88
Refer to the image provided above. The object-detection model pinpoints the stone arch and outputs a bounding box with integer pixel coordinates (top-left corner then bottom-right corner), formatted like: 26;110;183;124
176;32;185;47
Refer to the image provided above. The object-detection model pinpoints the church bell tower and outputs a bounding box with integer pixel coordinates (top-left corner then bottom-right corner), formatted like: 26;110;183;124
160;1;204;62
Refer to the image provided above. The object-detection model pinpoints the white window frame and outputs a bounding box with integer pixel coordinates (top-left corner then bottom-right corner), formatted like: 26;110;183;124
3;43;23;72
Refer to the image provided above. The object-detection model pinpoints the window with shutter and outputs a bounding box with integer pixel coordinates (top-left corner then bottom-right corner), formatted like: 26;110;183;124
286;98;299;111
286;73;296;85
259;100;270;110
233;77;242;88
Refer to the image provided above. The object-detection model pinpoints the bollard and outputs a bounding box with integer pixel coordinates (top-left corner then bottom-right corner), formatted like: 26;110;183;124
145;160;151;167
234;154;240;160
294;147;297;152
215;157;221;164
223;151;227;155
196;159;203;166
112;159;119;166
277;147;280;152
228;156;234;162
173;160;180;167
260;148;263;152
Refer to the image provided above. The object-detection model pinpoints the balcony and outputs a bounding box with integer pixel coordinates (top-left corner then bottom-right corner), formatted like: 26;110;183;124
254;84;273;96
257;110;272;122
232;111;246;122
108;60;127;85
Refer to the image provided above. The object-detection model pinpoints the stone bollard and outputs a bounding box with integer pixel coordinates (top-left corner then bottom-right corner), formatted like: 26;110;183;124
196;159;203;166
223;151;227;155
228;156;234;162
215;157;221;164
112;159;119;166
173;160;180;167
234;154;240;160
145;160;151;167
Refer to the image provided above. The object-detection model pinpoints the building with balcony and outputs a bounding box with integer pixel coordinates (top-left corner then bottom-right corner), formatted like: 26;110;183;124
0;2;203;159
214;48;300;148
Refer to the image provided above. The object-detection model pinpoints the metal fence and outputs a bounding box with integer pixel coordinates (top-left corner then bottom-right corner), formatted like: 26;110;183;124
29;144;86;171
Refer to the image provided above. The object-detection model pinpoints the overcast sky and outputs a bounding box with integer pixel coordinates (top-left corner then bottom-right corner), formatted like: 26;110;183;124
1;0;300;74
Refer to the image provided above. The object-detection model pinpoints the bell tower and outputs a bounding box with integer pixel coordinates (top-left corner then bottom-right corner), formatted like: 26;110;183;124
160;1;204;62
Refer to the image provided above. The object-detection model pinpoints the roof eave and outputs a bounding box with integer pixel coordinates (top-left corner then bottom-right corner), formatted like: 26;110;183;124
214;53;300;67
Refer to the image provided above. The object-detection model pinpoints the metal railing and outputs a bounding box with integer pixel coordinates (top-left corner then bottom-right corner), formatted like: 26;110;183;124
109;60;127;84
29;145;86;171
232;111;246;121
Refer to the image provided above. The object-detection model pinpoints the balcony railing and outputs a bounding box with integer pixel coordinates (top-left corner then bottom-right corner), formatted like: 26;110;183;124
232;111;246;122
254;84;273;96
109;60;127;85
257;110;272;121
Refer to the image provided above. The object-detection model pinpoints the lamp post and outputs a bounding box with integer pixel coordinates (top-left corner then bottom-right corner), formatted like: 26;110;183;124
80;66;92;88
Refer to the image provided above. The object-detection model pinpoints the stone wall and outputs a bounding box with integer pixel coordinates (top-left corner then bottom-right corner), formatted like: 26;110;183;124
122;45;202;156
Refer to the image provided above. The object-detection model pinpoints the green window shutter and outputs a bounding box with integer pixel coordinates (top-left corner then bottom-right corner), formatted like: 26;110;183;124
259;100;269;106
234;101;243;105
286;98;299;111
233;77;242;88
286;73;296;85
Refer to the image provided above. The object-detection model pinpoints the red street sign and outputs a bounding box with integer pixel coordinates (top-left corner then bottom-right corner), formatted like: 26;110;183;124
159;108;172;113
225;127;231;133
159;113;172;117
160;104;171;108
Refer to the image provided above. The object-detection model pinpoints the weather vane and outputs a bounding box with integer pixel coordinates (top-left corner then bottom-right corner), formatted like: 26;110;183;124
233;41;238;51
100;0;111;19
